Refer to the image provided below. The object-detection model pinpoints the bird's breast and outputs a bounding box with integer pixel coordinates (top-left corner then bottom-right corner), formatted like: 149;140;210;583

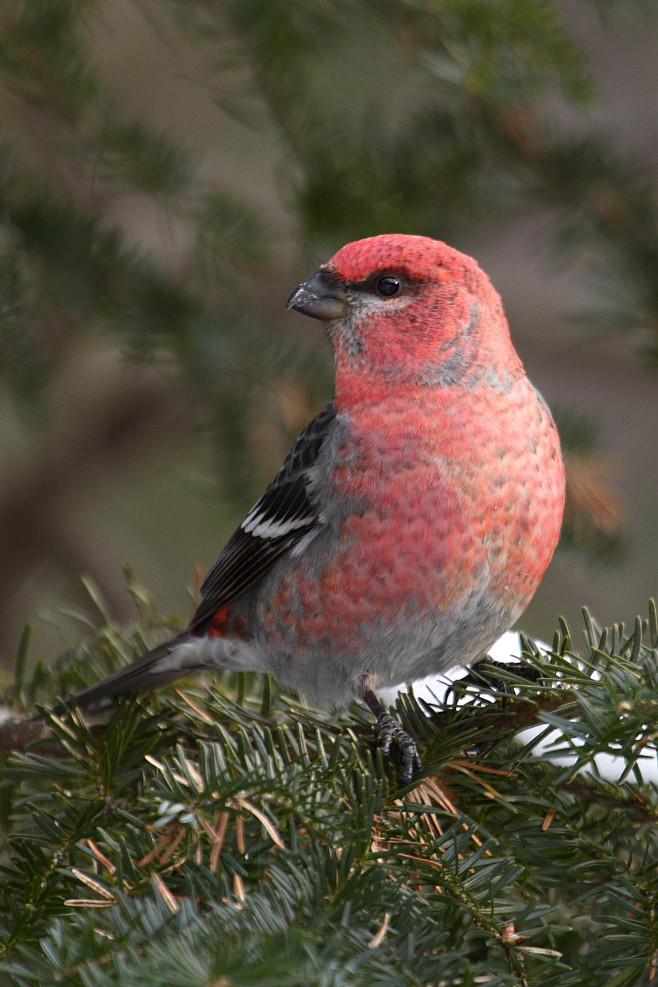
257;380;563;690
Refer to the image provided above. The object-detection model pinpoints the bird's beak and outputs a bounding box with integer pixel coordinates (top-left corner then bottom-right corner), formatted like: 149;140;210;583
286;268;346;321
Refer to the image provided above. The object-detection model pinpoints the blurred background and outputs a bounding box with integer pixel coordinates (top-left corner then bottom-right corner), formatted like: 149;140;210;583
0;0;656;680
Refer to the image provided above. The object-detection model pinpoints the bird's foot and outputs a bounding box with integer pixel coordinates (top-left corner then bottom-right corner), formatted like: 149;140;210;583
449;656;543;708
470;657;542;694
361;686;422;785
376;711;422;785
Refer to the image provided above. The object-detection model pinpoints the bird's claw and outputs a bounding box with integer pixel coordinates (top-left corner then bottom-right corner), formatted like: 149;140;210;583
447;657;543;705
465;657;543;697
376;711;422;786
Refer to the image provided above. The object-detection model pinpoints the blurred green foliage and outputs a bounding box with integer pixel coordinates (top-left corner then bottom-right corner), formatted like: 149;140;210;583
1;0;657;417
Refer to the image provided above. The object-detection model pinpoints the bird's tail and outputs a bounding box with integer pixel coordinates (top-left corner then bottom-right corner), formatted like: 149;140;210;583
56;631;194;715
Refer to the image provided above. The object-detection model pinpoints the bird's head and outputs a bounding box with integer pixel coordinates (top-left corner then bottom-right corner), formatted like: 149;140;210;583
287;234;522;402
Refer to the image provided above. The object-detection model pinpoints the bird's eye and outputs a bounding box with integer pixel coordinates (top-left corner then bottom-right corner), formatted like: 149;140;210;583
376;276;401;297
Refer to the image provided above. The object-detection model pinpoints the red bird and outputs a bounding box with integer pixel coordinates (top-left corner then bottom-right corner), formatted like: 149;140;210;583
69;234;565;783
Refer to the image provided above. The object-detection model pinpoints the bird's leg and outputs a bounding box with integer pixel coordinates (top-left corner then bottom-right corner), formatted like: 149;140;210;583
361;684;422;785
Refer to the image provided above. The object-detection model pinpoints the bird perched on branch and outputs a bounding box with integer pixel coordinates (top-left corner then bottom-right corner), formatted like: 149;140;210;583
66;234;565;784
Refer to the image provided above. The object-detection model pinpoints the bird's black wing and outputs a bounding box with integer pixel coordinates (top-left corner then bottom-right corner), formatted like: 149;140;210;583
190;401;337;631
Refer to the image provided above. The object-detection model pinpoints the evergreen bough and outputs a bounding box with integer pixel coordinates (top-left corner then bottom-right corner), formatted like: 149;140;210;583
1;596;657;985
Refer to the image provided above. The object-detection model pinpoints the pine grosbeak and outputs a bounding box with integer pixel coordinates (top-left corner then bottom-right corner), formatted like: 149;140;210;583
69;234;565;783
